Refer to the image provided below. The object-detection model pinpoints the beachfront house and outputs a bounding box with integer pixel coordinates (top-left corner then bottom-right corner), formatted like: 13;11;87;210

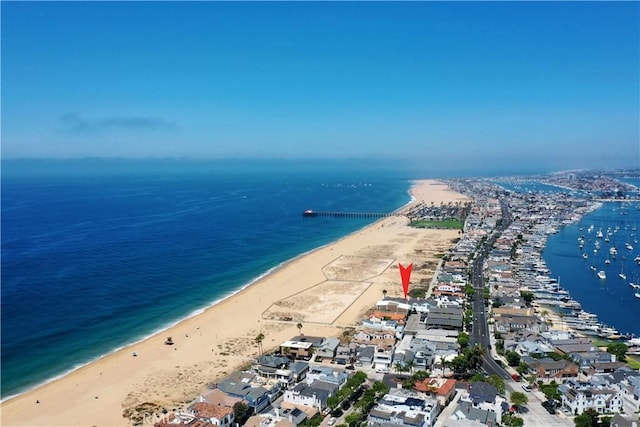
280;340;314;360
186;402;234;426
315;337;340;361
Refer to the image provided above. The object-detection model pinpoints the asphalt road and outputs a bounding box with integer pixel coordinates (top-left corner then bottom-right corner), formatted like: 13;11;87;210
470;198;512;380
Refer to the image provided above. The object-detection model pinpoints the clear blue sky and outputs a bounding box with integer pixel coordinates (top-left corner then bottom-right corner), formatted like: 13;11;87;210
2;1;639;171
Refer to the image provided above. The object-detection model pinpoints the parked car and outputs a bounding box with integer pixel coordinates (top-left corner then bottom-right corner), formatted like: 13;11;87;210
521;383;531;392
511;373;521;382
541;401;556;415
328;417;336;426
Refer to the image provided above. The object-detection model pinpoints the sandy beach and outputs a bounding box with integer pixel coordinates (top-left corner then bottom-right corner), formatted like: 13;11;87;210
1;179;470;427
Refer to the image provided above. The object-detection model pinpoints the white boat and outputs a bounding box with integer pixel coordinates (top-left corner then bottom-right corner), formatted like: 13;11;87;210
626;242;633;250
598;270;606;280
610;247;618;256
619;264;626;280
597;229;604;239
582;253;588;259
635;292;640;299
605;258;611;265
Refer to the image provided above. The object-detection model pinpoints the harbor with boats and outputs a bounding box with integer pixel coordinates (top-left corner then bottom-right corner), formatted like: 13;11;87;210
490;174;640;343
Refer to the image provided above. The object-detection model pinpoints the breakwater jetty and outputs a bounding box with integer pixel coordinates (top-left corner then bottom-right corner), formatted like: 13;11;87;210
302;209;402;218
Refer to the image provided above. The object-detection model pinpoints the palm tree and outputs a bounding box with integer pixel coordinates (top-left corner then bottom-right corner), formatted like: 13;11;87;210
255;333;265;356
296;323;303;335
439;359;449;377
382;289;388;300
559;312;565;331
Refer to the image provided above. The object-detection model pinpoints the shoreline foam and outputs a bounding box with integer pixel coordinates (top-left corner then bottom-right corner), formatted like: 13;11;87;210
1;179;469;427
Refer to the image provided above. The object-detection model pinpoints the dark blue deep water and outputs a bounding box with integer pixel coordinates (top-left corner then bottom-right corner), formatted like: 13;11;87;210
1;159;413;398
543;202;640;337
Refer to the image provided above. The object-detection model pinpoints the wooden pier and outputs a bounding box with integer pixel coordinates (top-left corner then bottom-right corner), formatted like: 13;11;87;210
302;209;401;218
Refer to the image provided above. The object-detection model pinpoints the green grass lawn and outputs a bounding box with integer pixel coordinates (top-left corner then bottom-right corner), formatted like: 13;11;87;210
626;356;640;370
409;220;463;230
589;339;640;369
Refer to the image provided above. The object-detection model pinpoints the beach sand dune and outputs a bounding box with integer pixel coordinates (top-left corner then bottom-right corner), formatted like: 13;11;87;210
1;180;470;427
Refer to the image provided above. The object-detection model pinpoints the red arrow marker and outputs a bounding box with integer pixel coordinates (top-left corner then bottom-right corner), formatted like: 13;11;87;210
399;263;413;299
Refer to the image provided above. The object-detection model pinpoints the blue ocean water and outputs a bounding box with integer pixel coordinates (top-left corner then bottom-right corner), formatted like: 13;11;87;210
493;180;569;194
543;202;640;337
1;160;413;399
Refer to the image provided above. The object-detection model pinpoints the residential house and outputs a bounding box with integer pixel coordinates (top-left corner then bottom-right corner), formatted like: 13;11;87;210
609;413;639;427
335;344;356;365
356;345;376;367
511;339;555;357
244;404;311;427
168;393;237;427
289;362;310;384
494;315;545;334
560;380;623;415
316;337;340;361
522;356;578;382
367;388;440;427
424;307;463;330
283;382;334;411
305;366;348;388
374;347;394;373
457;382;508;425
377;299;411;314
570;351;616;368
280;340;314;360
414;378;457;407
255;355;291;381
216;372;272;413
276;407;308;426
547;337;596;355
446;401;498;427
591;367;640;406
188;402;234;426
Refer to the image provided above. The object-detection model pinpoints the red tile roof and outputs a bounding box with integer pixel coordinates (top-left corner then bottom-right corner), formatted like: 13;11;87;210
192;402;233;420
414;378;456;396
